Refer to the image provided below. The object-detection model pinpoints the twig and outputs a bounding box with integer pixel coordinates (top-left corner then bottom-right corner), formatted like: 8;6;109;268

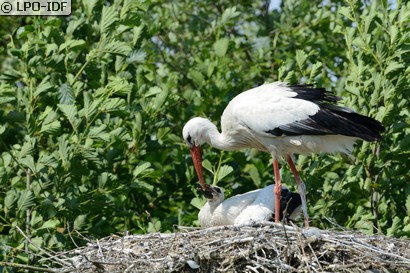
67;222;79;248
25;168;31;260
245;264;260;273
322;236;410;267
15;226;72;267
75;229;92;242
0;261;59;273
307;242;323;271
124;263;135;272
324;216;347;231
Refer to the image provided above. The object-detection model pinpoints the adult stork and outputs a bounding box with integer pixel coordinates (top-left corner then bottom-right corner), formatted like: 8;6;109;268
182;81;384;227
198;184;302;227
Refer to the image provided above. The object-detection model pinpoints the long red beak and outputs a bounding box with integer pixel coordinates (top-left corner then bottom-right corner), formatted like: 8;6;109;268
189;145;206;190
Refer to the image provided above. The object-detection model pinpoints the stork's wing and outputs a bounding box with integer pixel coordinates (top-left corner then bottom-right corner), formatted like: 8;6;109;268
225;82;384;141
234;185;275;225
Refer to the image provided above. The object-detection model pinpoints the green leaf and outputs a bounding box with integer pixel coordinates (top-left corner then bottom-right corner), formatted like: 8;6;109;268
100;5;119;35
295;49;308;71
34;80;53;98
45;43;58;57
58;104;79;131
338;6;353;21
30;211;43;227
83;0;98;17
40;119;61;135
399;4;410;25
131;180;154;193
363;10;375;34
17;190;35;214
384;61;403;75
58;83;75;105
79;147;102;166
18;139;35;159
202;159;213;173
133;162;153;178
147;219;161;233
406;194;410;215
110;127;131;142
220;6;240;25
101;98;127;112
100;40;132;56
144;86;161;98
28;56;42;67
126;49;146;64
20;155;36;173
309;62;322;80
213;38;229;57
39;219;60;230
66;17;86;36
80;93;101;120
283;70;295;83
151;88;168;111
190;197;206;210
28;237;44;252
387;216;402;236
216;165;233;183
4;190;17;215
345;85;360;96
105;76;133;96
89;125;110;141
73;215;87;230
132;25;144;46
16;25;35;39
58;135;71;169
188;69;204;86
389;25;399;46
59;39;86;51
0;97;15;104
244;164;261;187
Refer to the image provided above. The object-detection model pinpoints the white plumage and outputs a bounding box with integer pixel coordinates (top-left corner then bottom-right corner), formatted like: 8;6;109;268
183;81;384;227
198;185;301;228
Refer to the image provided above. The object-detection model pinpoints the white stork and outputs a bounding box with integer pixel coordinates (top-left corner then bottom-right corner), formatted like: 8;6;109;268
198;184;302;227
183;81;384;227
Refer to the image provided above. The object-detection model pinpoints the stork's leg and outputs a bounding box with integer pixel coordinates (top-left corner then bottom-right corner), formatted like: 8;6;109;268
286;155;309;227
273;159;282;223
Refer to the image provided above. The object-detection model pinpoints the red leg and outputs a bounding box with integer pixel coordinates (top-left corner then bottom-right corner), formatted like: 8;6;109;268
273;159;282;223
286;155;309;227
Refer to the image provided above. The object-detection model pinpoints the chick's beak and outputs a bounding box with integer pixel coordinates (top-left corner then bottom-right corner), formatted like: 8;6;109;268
202;184;217;199
189;145;206;190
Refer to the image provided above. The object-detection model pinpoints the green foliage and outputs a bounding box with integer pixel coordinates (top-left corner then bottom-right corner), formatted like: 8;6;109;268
0;0;409;269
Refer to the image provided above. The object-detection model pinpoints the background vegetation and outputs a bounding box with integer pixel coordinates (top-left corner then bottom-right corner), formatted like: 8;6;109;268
0;0;409;269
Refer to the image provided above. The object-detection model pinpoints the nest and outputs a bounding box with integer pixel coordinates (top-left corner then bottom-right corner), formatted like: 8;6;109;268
35;222;407;273
9;223;410;272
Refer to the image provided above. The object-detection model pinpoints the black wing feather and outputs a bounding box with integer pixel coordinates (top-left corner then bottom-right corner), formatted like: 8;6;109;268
266;85;385;141
270;188;302;221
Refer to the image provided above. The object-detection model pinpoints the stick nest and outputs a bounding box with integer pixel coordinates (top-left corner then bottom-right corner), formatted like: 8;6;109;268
55;222;409;272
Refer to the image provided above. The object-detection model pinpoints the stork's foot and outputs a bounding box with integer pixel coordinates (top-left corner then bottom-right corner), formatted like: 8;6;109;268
297;181;309;227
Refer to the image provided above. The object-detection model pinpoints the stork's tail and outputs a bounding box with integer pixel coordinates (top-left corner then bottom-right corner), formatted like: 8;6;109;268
277;188;302;221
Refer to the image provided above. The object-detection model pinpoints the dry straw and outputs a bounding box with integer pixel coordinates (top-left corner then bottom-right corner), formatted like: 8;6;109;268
5;222;410;272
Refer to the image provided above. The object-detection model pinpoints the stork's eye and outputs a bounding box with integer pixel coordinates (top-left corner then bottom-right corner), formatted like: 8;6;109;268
215;187;221;193
186;134;192;145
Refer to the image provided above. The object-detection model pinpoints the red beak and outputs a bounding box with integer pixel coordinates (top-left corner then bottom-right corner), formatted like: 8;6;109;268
189;145;206;190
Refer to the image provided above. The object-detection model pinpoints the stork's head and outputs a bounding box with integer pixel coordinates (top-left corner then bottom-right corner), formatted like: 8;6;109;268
182;117;213;147
200;184;224;205
183;117;214;190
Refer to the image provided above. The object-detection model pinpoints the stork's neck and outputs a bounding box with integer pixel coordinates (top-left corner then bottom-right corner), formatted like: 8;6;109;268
206;193;225;212
208;199;223;210
202;121;236;151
